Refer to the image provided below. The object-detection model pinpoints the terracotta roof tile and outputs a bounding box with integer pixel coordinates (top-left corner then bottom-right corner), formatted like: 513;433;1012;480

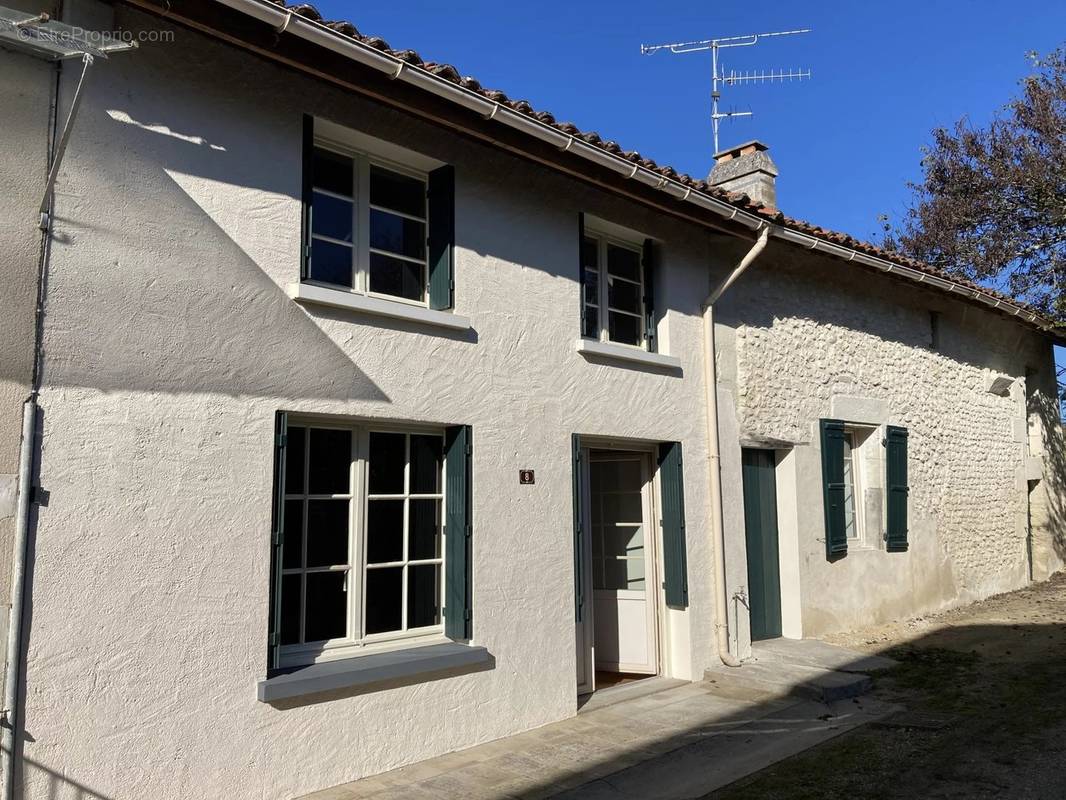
270;2;1052;328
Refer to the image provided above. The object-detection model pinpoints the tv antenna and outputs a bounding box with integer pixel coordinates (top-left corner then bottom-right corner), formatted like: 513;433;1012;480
641;28;811;153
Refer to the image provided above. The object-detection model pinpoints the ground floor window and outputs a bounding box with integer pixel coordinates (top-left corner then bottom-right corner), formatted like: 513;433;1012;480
275;421;445;666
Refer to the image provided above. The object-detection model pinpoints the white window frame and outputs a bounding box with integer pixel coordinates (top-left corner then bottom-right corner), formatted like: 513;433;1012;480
841;423;886;550
306;139;432;309
582;227;647;350
279;419;447;668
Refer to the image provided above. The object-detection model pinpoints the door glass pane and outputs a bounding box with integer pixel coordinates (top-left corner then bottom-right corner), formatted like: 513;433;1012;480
313;148;353;197
370;209;425;260
306;499;349;567
604;526;644;557
365;567;403;634
285;426;305;494
304;571;347;642
366;499;404;563
312;191;354;242
369;252;424;301
409;434;442;494
370;165;425;218
603;557;645;590
407;564;441;628
408;499;441;560
282;499;304;569
310;238;353;288
308;428;352;495
368;432;405;494
280;574;301;645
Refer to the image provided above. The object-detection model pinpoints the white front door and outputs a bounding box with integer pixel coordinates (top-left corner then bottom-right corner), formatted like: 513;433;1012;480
588;452;657;675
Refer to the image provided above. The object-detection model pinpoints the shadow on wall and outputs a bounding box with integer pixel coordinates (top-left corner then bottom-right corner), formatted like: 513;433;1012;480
0;93;390;403
5;748;114;800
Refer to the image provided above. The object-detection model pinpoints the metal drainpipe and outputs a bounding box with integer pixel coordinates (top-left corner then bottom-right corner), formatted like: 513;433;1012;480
702;225;770;667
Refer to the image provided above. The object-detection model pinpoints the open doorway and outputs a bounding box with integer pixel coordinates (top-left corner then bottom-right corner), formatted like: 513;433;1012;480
576;446;660;696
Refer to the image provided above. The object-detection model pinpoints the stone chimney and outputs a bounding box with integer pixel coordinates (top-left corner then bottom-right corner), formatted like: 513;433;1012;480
708;140;778;208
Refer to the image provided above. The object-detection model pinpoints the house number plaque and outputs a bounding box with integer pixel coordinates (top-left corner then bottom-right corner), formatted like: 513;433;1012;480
519;470;535;485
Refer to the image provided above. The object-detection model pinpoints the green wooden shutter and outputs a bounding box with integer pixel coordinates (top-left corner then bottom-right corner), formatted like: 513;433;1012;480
578;213;587;335
300;115;314;281
885;425;910;552
820;418;849;560
572;434;585;622
658;441;689;608
428;165;455;310
642;237;656;352
268;411;288;672
444;425;472;639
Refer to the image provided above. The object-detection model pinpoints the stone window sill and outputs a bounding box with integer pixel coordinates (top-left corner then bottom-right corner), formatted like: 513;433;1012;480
257;642;492;703
575;338;682;371
288;282;472;331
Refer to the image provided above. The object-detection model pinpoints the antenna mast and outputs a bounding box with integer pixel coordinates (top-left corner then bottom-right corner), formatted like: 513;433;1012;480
641;28;811;153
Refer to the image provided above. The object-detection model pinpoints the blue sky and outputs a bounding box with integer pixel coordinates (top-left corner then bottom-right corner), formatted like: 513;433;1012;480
317;0;1063;380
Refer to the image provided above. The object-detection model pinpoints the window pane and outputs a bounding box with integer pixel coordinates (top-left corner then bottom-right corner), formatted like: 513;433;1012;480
370;165;425;218
285;426;305;494
312;191;353;242
604;557;644;590
280;574;301;645
843;436;858;538
410;434;442;494
409;499;441;560
603;493;642;524
608;277;642;314
604;526;644;558
283;499;304;569
365;567;403;634
313;148;353;196
584;267;599;305
308;428;352;495
368;432;405;494
370;209;425;260
304;571;347;642
608;311;641;346
369;252;424;302
407;564;441;628
607;243;641;282
310;238;354;288
583;305;599;339
582;236;598;269
366;499;404;563
306;499;350;568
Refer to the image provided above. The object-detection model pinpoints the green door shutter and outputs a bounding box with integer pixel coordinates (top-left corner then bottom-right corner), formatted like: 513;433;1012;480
300;114;314;281
444;425;472;639
642;237;656;352
572;434;585;622
820;418;849;560
742;449;782;640
658;441;689;608
428;165;456;310
268;411;288;672
885;425;910;552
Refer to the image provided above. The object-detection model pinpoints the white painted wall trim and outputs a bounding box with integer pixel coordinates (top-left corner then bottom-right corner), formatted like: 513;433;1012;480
574;339;682;370
288;283;473;331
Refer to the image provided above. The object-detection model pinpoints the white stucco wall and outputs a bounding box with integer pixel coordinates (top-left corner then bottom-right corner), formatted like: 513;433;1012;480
715;240;1063;637
17;5;726;799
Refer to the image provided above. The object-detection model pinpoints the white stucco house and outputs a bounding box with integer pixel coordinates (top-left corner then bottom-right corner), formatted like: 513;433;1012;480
1;1;1064;798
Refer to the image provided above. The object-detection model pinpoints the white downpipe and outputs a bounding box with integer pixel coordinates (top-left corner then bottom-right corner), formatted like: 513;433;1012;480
702;225;770;667
2;400;36;800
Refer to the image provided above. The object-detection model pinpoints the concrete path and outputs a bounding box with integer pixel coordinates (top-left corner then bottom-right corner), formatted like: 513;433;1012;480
300;667;897;800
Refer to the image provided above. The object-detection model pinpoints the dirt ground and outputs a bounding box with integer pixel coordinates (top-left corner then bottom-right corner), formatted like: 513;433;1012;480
710;573;1066;799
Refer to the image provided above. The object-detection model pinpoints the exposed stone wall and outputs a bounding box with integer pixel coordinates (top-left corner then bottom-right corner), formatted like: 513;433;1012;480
717;241;1060;635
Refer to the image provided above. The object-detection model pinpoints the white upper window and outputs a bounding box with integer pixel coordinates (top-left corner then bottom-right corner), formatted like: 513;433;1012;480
307;144;431;305
582;230;647;348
